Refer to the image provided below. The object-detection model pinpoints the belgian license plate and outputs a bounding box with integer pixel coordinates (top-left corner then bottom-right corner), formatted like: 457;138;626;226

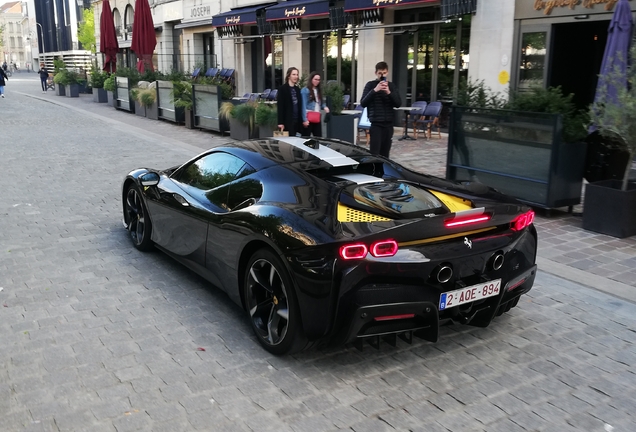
439;279;501;311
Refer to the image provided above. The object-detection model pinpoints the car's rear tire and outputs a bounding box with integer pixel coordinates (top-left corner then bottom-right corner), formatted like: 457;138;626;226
244;249;307;355
124;184;154;251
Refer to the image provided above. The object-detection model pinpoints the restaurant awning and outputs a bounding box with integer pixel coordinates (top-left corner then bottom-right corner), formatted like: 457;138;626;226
441;0;477;19
344;0;435;12
265;0;330;21
212;3;275;27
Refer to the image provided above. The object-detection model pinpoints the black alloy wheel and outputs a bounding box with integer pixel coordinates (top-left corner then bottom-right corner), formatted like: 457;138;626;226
124;184;153;251
244;249;306;355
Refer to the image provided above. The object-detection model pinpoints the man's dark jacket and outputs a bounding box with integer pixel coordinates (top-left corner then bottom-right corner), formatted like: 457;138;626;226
360;80;401;124
276;83;304;132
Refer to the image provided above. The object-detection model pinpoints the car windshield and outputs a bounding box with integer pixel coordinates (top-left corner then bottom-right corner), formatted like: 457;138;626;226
352;182;443;215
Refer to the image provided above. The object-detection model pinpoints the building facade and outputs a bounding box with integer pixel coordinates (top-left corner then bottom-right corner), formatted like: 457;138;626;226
470;0;636;109
0;1;29;69
94;1;634;112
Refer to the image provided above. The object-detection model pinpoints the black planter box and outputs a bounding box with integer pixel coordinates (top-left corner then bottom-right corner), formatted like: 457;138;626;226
583;180;636;238
134;100;146;118
146;102;158;120
107;91;116;107
327;114;357;144
93;88;108;103
65;84;79;98
184;108;194;129
229;118;257;140
55;85;66;96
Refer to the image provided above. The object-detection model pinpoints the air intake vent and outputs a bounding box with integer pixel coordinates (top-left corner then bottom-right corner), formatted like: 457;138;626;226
338;203;391;223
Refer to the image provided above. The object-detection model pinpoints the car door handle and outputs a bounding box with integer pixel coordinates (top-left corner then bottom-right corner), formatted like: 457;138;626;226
173;193;190;207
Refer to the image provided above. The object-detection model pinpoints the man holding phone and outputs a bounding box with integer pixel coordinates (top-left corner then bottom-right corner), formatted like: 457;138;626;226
360;61;401;158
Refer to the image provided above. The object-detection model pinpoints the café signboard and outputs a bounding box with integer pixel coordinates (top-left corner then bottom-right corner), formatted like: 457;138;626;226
516;0;635;18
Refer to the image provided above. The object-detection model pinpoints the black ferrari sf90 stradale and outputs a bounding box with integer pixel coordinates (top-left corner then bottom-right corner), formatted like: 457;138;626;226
122;137;537;355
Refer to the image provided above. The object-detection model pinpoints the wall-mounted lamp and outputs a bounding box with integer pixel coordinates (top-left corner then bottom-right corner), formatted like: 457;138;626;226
574;14;589;20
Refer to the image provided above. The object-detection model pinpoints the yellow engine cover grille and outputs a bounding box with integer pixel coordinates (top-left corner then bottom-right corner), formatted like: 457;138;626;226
337;203;392;222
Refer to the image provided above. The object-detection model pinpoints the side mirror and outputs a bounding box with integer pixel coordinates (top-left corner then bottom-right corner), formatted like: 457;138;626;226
139;172;160;187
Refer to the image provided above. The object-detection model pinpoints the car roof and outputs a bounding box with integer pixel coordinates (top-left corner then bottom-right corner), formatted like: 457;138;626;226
217;137;381;171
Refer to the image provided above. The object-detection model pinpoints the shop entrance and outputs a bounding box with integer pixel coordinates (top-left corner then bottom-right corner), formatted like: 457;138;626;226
549;20;608;109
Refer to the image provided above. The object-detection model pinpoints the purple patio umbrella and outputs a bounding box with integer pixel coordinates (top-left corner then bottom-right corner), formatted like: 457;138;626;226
99;0;119;73
594;0;633;105
131;0;156;73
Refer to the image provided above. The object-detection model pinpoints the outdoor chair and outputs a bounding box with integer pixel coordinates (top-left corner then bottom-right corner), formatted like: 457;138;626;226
191;67;201;80
222;69;235;83
267;89;278;101
343;94;351;110
46;73;55;91
355;105;370;145
205;67;218;78
414;101;443;139
247;93;260;102
404;101;427;134
261;89;271;100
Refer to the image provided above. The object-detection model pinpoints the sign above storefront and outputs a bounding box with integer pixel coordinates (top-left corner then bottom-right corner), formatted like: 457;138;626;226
516;0;635;19
265;0;330;21
344;0;436;12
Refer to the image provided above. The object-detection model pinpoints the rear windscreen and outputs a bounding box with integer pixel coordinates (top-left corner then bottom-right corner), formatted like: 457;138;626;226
351;182;443;215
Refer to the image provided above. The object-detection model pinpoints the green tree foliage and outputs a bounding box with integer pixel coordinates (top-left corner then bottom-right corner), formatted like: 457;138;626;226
78;8;96;53
589;45;636;191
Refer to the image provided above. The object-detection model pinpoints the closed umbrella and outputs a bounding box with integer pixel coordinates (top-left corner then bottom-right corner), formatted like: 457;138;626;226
131;0;156;73
99;0;119;73
594;0;633;105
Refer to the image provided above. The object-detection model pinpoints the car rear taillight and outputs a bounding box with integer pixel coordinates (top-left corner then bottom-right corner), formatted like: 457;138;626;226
339;239;399;260
444;214;491;228
339;243;368;260
370;240;398;257
511;210;535;231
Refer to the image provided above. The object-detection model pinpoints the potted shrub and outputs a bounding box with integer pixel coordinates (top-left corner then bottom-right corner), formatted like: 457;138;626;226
220;101;258;140
103;74;116;107
169;80;192;127
132;82;158;120
53;69;81;98
255;102;278;138
91;67;108;103
584;46;636;238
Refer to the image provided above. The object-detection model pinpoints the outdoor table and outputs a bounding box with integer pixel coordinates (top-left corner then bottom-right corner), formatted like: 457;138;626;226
395;106;418;141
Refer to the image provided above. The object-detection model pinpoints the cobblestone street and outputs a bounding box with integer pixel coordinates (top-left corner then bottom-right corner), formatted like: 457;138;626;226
1;75;635;431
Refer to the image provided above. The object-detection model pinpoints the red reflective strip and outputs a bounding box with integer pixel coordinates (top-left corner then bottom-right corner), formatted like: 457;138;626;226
507;278;526;291
445;215;490;228
373;313;416;322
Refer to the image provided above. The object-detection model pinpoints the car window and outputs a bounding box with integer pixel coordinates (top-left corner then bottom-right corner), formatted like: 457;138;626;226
178;152;248;191
227;178;263;211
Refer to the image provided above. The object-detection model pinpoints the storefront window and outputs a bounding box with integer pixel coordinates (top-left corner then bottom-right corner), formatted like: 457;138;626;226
519;32;546;91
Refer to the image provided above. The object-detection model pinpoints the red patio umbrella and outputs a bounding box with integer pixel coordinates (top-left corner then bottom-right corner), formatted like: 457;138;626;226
131;0;156;73
99;0;119;73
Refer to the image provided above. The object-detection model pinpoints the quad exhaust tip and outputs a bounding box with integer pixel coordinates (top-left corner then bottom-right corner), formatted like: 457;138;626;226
436;264;453;284
492;252;505;271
